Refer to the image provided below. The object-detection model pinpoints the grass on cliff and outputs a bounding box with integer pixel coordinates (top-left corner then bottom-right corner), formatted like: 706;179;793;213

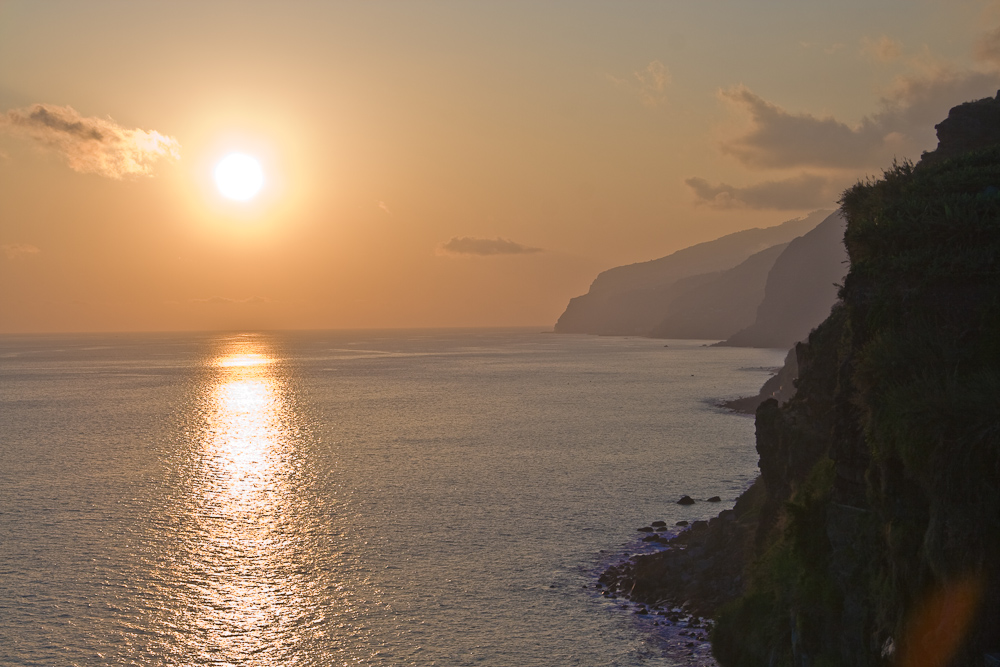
712;458;840;667
713;145;1000;667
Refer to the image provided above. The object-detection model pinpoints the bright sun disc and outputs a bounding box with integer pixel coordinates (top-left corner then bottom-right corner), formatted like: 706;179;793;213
215;153;264;201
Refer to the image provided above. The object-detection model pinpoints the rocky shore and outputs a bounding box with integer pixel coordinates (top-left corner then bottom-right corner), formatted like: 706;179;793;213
602;93;1000;666
598;488;759;619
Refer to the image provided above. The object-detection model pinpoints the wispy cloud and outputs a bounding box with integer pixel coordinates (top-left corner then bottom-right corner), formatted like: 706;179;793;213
191;296;268;305
378;200;392;215
975;26;1000;66
1;243;40;259
685;173;837;210
439;237;543;256
861;35;903;63
607;60;671;107
0;103;180;178
635;60;671;107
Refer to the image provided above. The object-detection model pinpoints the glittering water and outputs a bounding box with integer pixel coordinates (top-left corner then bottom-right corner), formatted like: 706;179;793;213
0;329;785;666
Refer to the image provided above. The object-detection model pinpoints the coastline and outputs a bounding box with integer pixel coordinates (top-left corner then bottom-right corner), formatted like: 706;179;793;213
593;482;764;665
592;350;798;664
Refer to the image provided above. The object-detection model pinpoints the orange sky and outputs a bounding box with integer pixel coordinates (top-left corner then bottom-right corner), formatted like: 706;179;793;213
2;1;1000;333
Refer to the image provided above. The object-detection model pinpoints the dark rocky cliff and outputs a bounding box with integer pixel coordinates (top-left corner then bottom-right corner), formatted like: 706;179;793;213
609;95;1000;667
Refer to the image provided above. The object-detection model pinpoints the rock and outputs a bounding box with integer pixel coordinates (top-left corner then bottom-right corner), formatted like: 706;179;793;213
677;495;695;505
707;496;721;502
920;91;1000;165
676;520;689;526
651;520;667;527
637;526;654;532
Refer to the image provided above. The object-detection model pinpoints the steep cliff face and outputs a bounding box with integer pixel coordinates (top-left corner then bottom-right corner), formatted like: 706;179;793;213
712;98;1000;667
719;211;848;349
553;211;829;336
610;96;1000;667
647;242;788;340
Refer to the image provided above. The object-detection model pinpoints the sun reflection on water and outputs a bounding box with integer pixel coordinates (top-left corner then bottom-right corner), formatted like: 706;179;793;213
181;337;317;664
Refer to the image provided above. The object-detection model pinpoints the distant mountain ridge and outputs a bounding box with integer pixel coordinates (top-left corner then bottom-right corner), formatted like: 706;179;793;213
554;210;832;336
718;211;848;348
647;242;789;340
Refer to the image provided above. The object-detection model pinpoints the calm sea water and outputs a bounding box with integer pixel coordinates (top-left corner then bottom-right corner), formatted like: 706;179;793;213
0;329;785;666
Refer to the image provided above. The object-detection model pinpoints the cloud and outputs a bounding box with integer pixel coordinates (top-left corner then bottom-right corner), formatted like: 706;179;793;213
439;236;543;256
1;243;40;259
635;60;671;107
685;173;838;210
718;67;1000;169
191;296;268;305
0;103;180;178
861;35;903;63
378;200;392;215
718;86;896;168
974;27;1000;66
606;60;671;107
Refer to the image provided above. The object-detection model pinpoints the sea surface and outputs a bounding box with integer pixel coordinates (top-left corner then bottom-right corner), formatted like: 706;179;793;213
0;329;785;666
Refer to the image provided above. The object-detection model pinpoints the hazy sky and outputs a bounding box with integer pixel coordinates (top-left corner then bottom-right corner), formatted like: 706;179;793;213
3;1;999;332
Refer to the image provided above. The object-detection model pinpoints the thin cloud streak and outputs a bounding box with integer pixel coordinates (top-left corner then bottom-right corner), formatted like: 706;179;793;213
440;237;543;256
191;296;269;305
1;243;41;259
0;104;180;178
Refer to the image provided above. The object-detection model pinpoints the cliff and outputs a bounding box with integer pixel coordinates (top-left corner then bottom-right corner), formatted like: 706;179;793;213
609;95;1000;667
554;211;830;336
647;242;789;340
721;345;798;414
718;210;848;348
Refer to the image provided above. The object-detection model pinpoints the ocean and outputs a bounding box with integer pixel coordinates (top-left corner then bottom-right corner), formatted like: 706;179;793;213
0;329;785;666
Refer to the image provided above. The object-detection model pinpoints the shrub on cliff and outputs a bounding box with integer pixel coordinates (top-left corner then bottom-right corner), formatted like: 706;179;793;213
712;121;1000;665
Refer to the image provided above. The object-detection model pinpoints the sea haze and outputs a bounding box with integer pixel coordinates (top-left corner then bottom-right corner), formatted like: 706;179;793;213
0;329;785;666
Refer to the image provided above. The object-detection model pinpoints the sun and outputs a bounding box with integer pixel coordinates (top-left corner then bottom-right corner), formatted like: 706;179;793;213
215;153;264;201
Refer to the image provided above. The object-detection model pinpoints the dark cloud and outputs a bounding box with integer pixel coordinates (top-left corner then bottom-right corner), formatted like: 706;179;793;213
685;173;836;210
440;237;543;256
719;69;1000;169
0;103;180;178
719;86;894;168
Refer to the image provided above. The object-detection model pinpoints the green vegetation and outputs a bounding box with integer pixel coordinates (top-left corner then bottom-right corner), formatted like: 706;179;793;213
712;144;1000;665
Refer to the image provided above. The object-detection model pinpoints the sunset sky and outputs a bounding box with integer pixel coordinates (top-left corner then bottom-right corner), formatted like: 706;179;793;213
3;1;1000;333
